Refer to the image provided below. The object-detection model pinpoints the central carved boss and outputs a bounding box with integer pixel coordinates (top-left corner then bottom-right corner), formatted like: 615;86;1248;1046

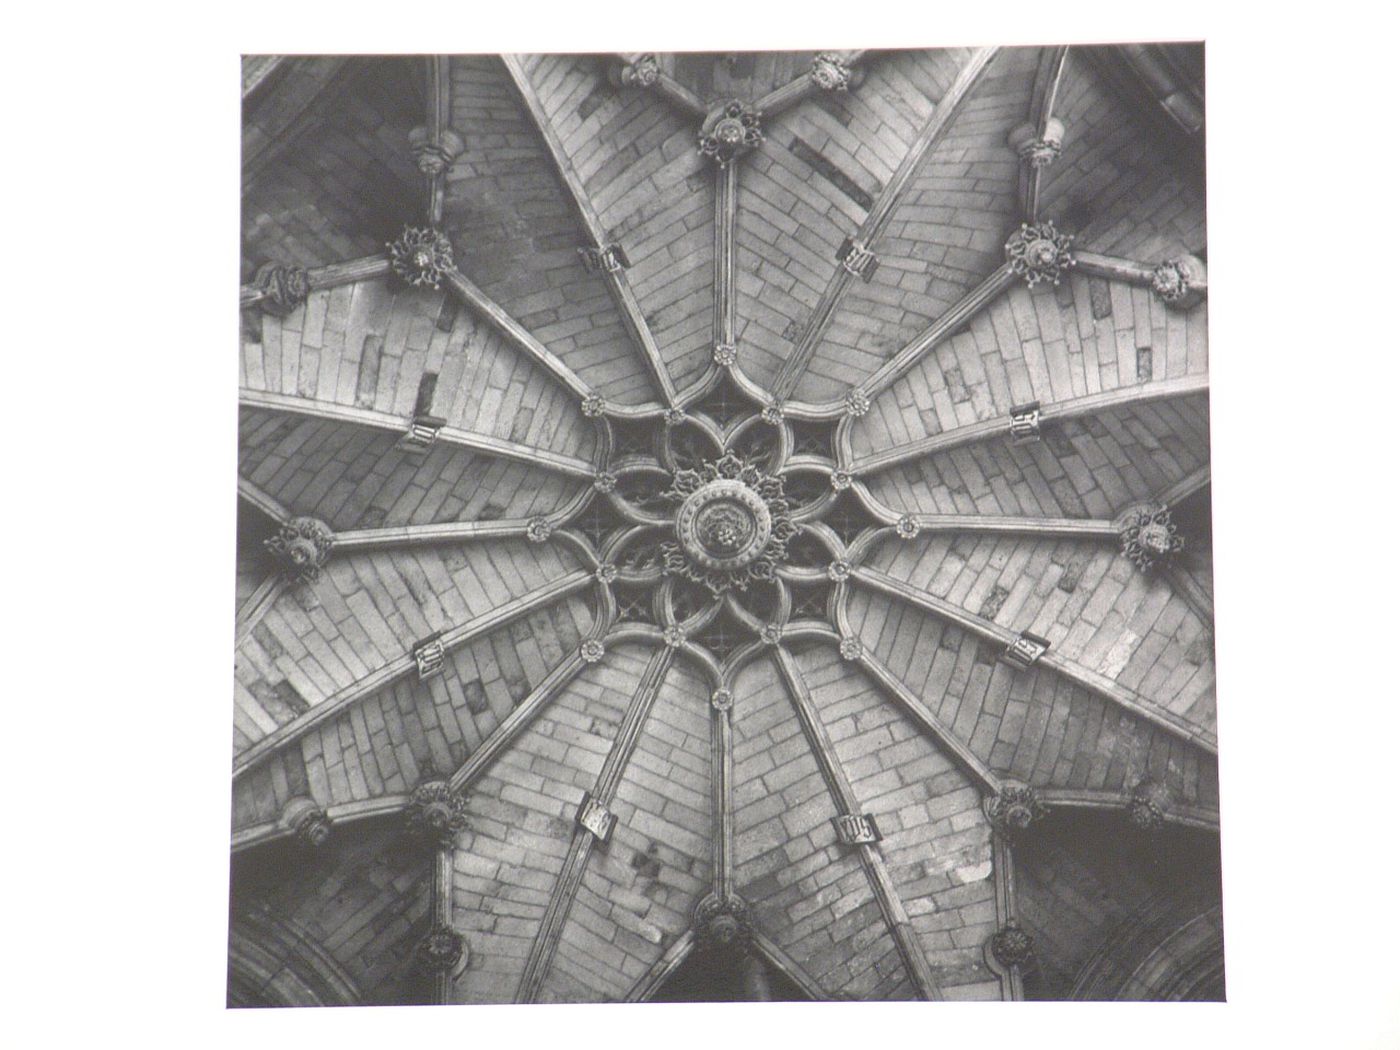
661;454;794;593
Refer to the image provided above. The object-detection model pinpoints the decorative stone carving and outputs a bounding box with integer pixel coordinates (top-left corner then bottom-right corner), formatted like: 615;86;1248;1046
836;237;880;281
838;635;863;661
265;517;335;584
413;634;447;680
593;471;617;494
579;639;606;664
414;924;466;974
616;54;660;88
1116;503;1185;573
1007;118;1066;168
408;127;465;176
526;517;553;544
1001;631;1051;671
895;515;920;540
1005;221;1075;287
1009;401;1042;444
662;624;687;648
1128;778;1175;831
662;407;687;427
399;413;446;453
252;262;311;317
827;560;852;583
760;622;784;646
575;792;617;843
694;893;753;956
280;797;332;847
581;393;606;418
578;243;630;274
698;101;763;166
594;563;618;584
844;389;870;417
829;469;853;492
760;403;784;426
1150;254;1207;310
986;784;1047;836
810;52;862;92
661;453;796;594
989;921;1035;970
710;688;734;711
387;226;454;289
405;781;468;846
832;812;882;845
713;343;738;367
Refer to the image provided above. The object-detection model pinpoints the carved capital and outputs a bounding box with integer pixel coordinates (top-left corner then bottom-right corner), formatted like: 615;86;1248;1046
408;127;465;176
810;52;863;92
1116;503;1185;573
280;797;332;847
405;780;468;846
252;262;310;317
1150;254;1207;309
699;101;763;166
694;893;754;956
989;920;1035;970
387;226;454;289
1005;221;1075;287
986;783;1047;836
1128;778;1175;831
1007;118;1066;168
265;517;334;584
414;924;466;974
615;54;660;88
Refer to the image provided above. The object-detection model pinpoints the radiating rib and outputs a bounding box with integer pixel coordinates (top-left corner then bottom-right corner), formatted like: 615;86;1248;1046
848;374;1209;476
516;647;674;1002
1037;787;1219;831
238;389;598;478
237;476;291;524
772;647;942;1000
1020;46;1069;221
852;645;1002;793
233;570;593;779
771;47;1002;401
500;55;680;406
851;565;1217;753
440;269;592;400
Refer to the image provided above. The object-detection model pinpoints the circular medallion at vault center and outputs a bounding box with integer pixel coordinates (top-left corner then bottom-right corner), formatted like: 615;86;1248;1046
676;479;772;570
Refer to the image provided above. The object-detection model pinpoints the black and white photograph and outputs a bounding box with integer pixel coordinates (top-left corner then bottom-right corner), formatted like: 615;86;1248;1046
12;3;1399;1046
231;43;1222;1006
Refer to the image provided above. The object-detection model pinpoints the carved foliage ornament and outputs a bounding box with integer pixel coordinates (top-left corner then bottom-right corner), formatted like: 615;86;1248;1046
388;226;454;289
810;52;858;91
694;893;754;956
1117;504;1185;573
1005;221;1075;287
415;924;466;974
1150;254;1206;309
265;517;334;584
699;101;763;165
408;127;465;176
661;454;796;594
989;920;1035;970
253;262;311;317
987;784;1047;836
618;54;660;87
405;781;468;846
1128;778;1175;831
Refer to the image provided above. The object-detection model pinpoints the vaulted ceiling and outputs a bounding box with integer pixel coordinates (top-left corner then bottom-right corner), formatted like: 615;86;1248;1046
232;44;1217;1005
